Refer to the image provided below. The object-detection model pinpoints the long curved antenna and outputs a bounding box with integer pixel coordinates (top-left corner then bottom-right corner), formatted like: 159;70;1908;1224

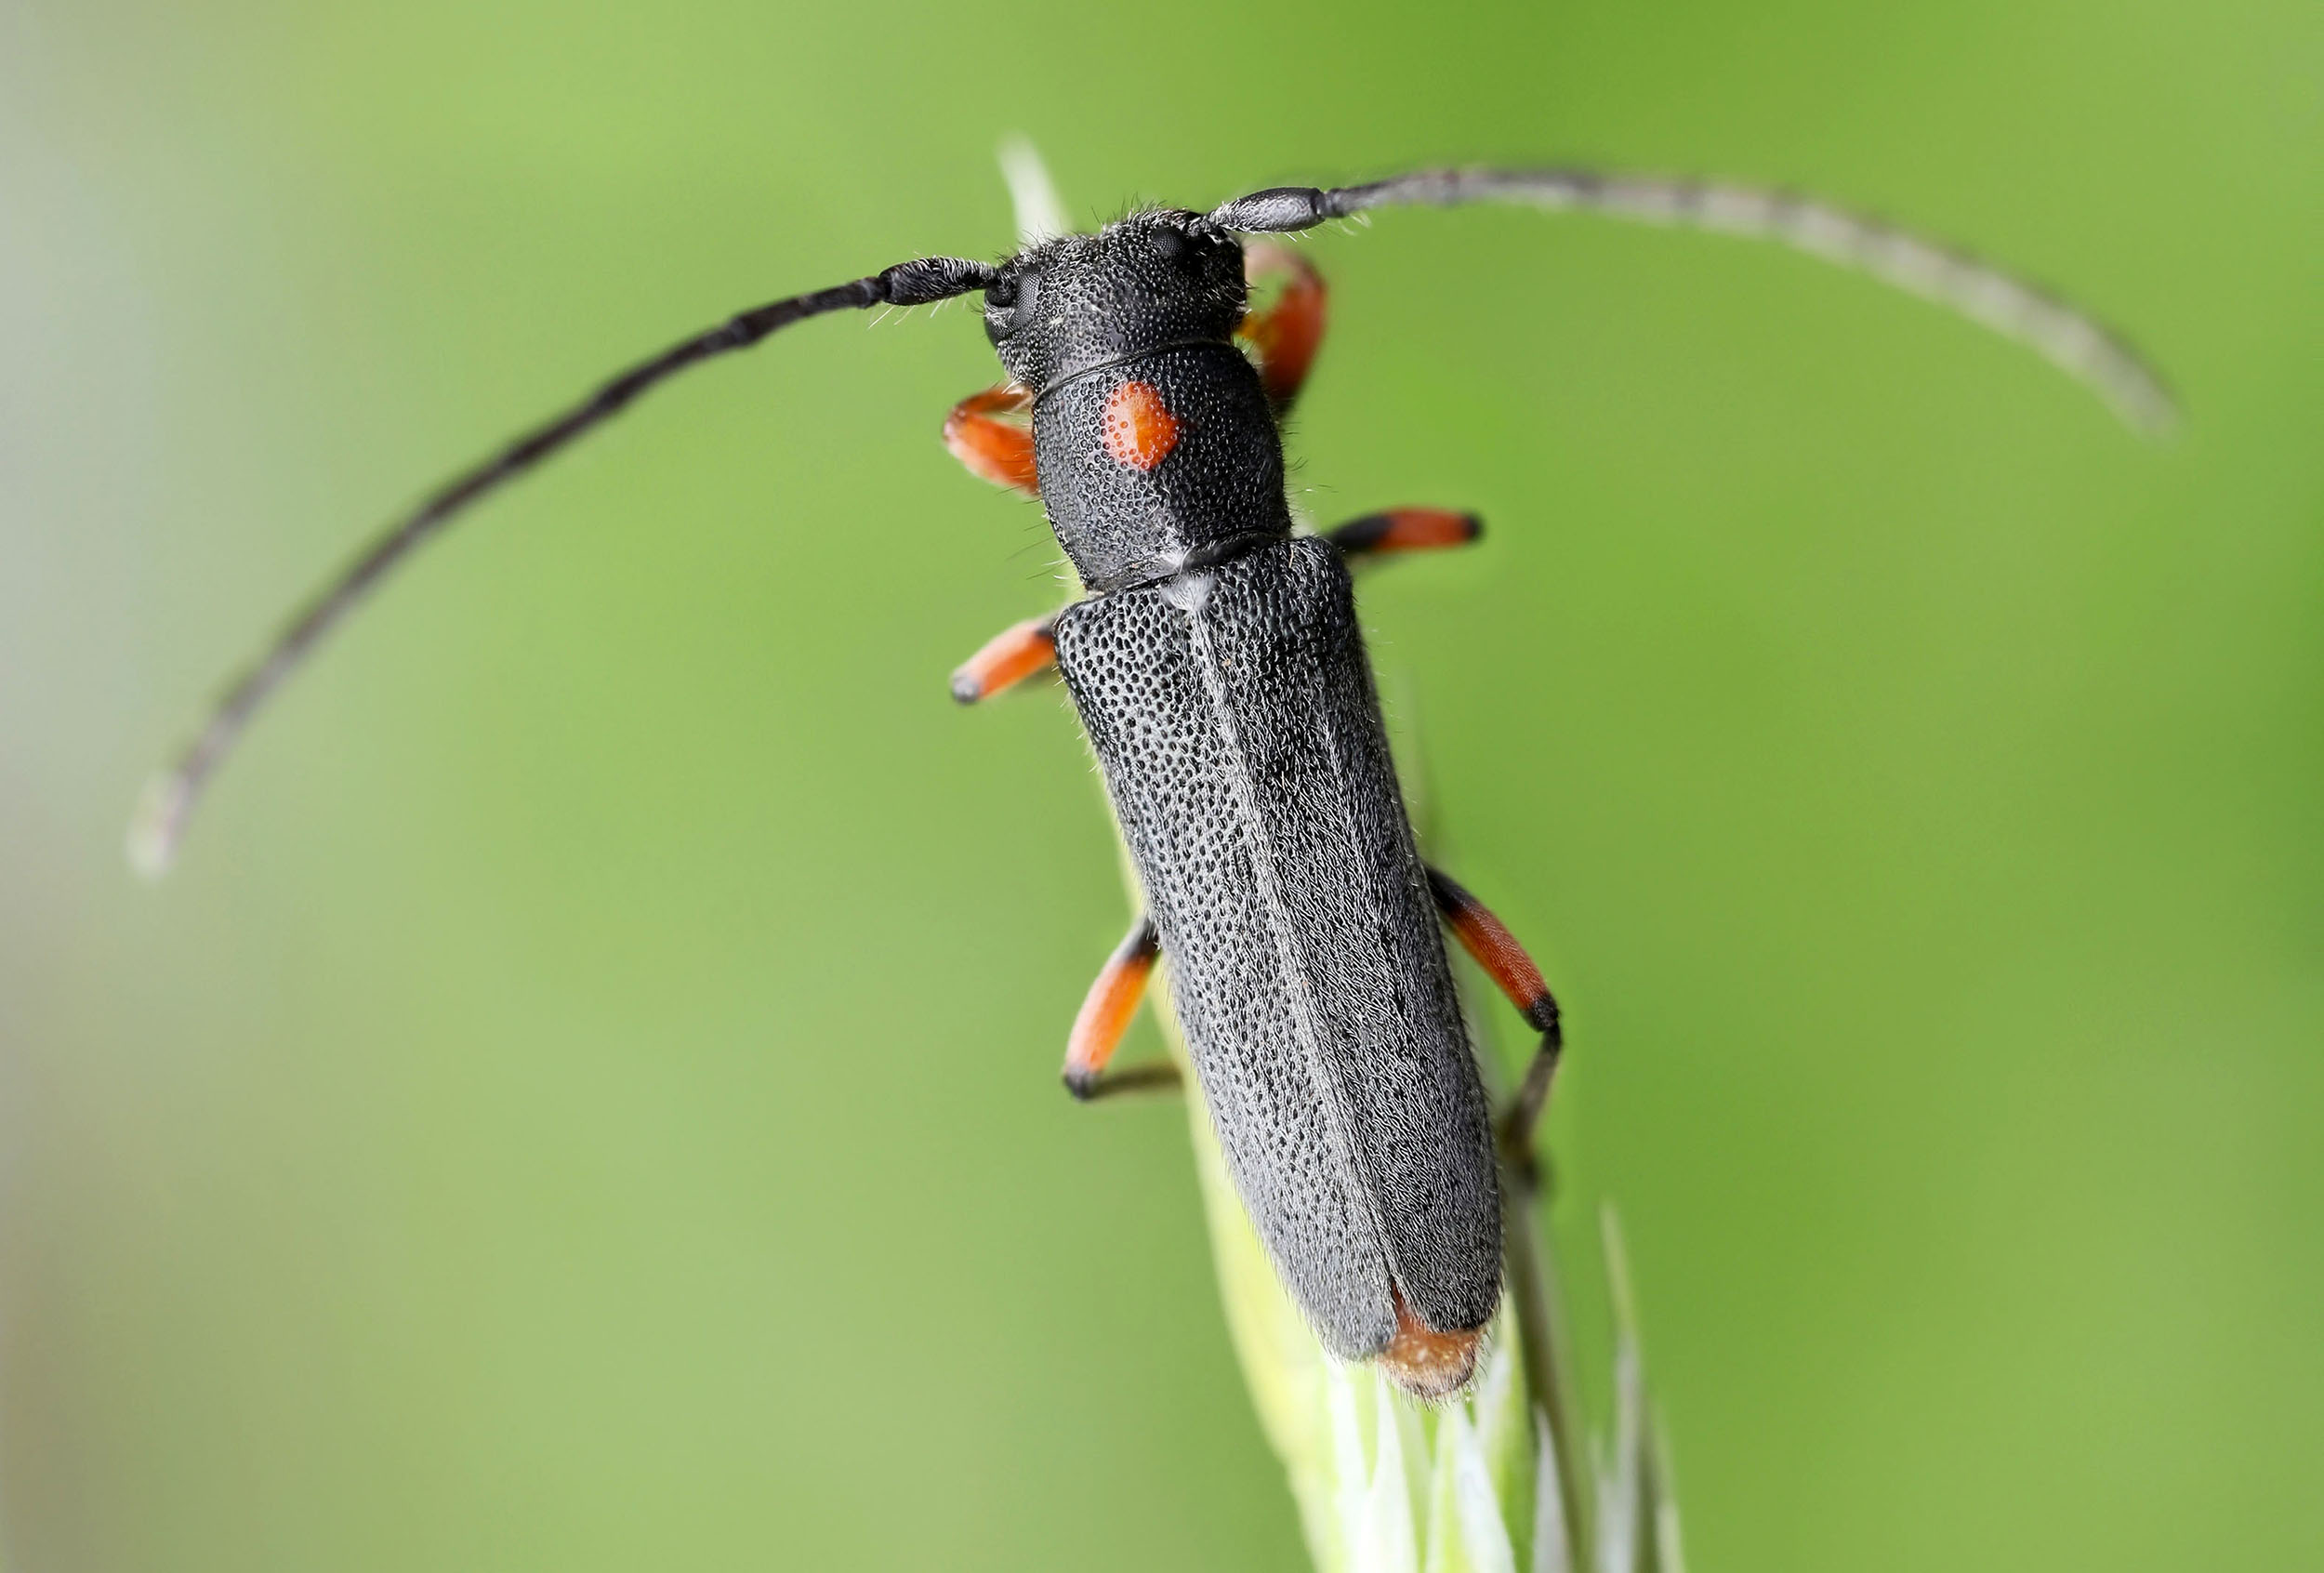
1209;168;2175;435
129;254;998;877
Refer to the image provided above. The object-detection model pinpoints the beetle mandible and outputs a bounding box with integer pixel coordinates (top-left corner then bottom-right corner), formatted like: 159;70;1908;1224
132;165;2172;1397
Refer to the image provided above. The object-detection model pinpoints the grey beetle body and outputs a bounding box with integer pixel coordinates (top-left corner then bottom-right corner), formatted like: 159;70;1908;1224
991;213;1504;1377
142;165;2167;1399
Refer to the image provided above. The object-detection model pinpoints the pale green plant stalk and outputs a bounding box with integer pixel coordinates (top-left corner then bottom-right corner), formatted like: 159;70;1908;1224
1002;141;1684;1573
1155;976;1684;1573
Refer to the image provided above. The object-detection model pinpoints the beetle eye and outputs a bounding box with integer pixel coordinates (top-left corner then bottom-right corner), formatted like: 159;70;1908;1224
984;271;1038;342
1149;227;1190;265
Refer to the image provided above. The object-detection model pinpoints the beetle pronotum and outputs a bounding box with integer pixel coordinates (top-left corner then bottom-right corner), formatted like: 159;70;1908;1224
133;163;2170;1397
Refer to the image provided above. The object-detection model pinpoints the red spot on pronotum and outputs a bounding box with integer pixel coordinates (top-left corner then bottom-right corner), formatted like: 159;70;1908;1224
1102;380;1180;471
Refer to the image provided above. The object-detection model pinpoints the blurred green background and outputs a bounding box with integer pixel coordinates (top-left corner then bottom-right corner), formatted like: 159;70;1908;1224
4;0;2319;1566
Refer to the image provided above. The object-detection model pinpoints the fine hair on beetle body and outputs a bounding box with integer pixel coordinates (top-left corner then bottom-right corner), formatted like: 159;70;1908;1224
131;162;2172;1400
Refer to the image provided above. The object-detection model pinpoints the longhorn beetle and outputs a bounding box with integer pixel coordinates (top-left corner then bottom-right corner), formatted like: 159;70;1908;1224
133;165;2171;1398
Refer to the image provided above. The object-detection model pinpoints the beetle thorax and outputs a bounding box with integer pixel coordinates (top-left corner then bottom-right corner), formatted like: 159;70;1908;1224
983;213;1293;592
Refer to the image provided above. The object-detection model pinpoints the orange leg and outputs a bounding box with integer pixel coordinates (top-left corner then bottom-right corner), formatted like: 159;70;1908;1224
943;385;1039;495
1427;869;1564;1155
1063;917;1178;1101
1238;244;1328;414
1326;508;1484;560
949;616;1058;705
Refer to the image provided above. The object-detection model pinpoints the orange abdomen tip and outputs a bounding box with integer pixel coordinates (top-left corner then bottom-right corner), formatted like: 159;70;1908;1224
1102;380;1181;472
1378;1287;1485;1400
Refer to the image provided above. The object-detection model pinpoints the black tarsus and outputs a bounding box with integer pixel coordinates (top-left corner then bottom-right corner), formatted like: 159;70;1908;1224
130;256;998;875
1063;1059;1184;1103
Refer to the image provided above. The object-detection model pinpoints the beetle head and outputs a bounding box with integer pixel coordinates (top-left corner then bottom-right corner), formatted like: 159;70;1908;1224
984;211;1246;394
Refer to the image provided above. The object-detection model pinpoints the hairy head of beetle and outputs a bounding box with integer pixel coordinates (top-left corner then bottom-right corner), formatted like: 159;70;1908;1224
983;210;1247;394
